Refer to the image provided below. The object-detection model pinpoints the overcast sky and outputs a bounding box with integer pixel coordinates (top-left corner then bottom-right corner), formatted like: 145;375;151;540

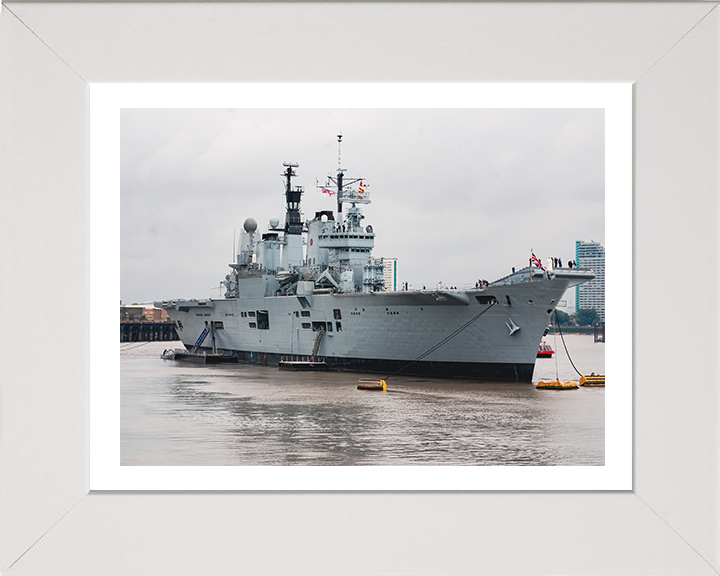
121;108;604;311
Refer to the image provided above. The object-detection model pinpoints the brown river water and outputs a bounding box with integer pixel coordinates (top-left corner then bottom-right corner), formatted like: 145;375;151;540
121;334;604;466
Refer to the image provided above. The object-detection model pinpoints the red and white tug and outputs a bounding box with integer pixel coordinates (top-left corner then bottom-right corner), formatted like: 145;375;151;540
537;341;554;358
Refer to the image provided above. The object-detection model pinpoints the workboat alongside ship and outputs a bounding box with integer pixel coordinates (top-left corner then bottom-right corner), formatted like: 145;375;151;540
156;144;594;381
537;341;555;358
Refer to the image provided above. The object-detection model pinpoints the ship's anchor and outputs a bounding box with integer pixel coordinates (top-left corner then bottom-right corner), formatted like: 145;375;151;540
505;318;520;336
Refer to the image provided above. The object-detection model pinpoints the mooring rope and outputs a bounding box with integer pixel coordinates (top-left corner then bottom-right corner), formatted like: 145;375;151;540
384;301;498;381
554;310;583;377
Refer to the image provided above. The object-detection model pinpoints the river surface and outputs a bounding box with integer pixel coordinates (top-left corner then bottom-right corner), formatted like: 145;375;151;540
121;334;604;466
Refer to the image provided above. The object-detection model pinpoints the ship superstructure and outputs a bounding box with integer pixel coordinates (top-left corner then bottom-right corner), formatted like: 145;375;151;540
156;141;594;381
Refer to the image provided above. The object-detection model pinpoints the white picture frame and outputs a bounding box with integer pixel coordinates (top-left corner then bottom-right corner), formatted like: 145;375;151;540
2;2;718;574
92;83;630;491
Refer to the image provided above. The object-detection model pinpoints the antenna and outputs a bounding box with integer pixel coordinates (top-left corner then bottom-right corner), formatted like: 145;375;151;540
337;133;343;171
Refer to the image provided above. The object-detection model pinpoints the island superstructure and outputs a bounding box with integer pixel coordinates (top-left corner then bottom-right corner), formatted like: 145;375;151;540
156;145;594;381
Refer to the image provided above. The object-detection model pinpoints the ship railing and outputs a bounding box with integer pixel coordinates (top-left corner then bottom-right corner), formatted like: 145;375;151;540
393;283;480;292
389;260;581;293
280;355;326;363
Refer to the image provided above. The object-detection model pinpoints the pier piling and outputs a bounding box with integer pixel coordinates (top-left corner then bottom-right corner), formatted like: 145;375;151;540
120;322;179;342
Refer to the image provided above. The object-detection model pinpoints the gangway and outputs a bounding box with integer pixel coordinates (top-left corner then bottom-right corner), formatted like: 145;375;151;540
310;327;325;361
192;324;210;353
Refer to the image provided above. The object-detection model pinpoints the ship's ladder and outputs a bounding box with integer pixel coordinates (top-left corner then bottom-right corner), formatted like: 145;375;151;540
310;327;325;361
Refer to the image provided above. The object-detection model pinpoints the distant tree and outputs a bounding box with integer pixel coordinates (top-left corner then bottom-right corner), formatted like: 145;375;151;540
575;308;600;326
554;310;573;326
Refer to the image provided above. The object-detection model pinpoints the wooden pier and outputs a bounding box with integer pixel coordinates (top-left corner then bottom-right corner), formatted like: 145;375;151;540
120;322;179;342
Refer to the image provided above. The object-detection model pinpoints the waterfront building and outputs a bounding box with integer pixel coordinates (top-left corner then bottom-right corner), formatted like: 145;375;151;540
383;257;398;291
121;306;170;322
575;240;605;322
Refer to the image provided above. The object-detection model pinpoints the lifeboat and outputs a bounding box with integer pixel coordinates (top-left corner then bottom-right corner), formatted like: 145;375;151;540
537;341;554;358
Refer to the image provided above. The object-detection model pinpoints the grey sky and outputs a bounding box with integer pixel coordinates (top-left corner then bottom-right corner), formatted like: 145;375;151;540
121;108;604;310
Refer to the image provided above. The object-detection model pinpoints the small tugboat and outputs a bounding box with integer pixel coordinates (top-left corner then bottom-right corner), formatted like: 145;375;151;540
537;341;554;358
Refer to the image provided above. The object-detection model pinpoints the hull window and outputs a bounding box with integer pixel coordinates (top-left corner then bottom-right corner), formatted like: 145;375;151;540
257;310;270;330
475;295;498;305
333;309;342;320
302;322;311;329
336;322;342;332
249;322;257;329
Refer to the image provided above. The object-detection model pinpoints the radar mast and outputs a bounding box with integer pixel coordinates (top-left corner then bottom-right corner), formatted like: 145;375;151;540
282;162;303;236
321;136;370;230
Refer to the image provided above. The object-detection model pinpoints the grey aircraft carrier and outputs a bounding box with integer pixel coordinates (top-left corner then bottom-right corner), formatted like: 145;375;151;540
156;143;594;381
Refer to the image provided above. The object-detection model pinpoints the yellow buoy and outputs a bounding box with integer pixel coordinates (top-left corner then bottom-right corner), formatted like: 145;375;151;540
358;379;387;391
536;380;578;390
580;375;605;387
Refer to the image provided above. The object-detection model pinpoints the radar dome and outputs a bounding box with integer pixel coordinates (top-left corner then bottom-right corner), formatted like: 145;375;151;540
321;215;328;223
243;218;258;233
269;217;280;229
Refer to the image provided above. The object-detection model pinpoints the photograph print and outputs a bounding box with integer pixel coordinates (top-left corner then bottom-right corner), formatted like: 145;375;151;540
120;107;605;467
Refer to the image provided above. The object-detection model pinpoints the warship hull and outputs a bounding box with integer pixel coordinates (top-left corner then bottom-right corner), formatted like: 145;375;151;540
160;276;570;382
